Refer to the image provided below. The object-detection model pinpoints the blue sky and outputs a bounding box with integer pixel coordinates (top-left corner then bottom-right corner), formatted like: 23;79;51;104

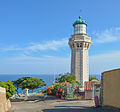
0;0;120;74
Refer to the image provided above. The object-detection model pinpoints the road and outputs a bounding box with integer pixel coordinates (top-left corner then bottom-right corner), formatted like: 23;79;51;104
8;96;118;112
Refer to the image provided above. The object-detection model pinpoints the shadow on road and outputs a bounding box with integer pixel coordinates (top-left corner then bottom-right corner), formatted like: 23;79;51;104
42;107;117;112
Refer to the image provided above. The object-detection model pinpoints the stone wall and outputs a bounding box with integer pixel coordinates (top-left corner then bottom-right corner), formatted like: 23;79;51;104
0;87;11;112
101;68;120;108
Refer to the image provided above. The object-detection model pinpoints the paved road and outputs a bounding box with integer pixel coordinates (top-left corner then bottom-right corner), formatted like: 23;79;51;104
9;96;118;112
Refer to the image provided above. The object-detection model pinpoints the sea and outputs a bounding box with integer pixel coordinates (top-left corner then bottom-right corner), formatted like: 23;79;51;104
0;74;101;93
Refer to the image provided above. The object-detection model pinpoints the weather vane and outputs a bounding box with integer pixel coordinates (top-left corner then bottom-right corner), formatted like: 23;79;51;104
79;9;82;18
80;9;82;13
80;9;82;15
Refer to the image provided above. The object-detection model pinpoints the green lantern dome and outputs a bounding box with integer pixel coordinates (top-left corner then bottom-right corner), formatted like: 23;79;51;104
73;16;87;26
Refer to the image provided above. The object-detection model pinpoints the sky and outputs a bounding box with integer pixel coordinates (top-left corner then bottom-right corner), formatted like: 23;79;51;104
0;0;120;75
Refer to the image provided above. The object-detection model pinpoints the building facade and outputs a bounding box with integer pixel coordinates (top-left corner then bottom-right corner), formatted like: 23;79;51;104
68;16;91;86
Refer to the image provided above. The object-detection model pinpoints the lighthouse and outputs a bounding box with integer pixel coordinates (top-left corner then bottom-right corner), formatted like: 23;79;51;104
68;16;91;87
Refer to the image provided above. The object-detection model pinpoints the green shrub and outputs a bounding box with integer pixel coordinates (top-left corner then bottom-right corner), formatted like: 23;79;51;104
0;81;15;99
89;76;99;81
55;72;79;84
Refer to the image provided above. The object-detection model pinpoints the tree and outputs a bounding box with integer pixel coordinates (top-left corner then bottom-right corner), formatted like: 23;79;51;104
13;78;26;96
14;77;46;92
55;72;79;83
0;81;15;99
89;76;99;81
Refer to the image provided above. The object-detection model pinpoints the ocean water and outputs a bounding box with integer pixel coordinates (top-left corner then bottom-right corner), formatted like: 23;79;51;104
0;74;56;86
0;74;58;93
0;74;101;93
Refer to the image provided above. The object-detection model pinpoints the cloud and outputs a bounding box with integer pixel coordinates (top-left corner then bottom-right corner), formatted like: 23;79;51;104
89;51;120;74
1;46;24;51
1;50;120;74
0;38;68;52
93;27;120;43
27;38;68;51
0;49;120;74
0;55;70;74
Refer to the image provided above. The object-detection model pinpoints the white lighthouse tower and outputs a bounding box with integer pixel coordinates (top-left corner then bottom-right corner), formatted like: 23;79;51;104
68;16;91;87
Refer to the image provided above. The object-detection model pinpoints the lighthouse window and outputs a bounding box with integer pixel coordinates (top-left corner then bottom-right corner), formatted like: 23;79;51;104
74;24;86;34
